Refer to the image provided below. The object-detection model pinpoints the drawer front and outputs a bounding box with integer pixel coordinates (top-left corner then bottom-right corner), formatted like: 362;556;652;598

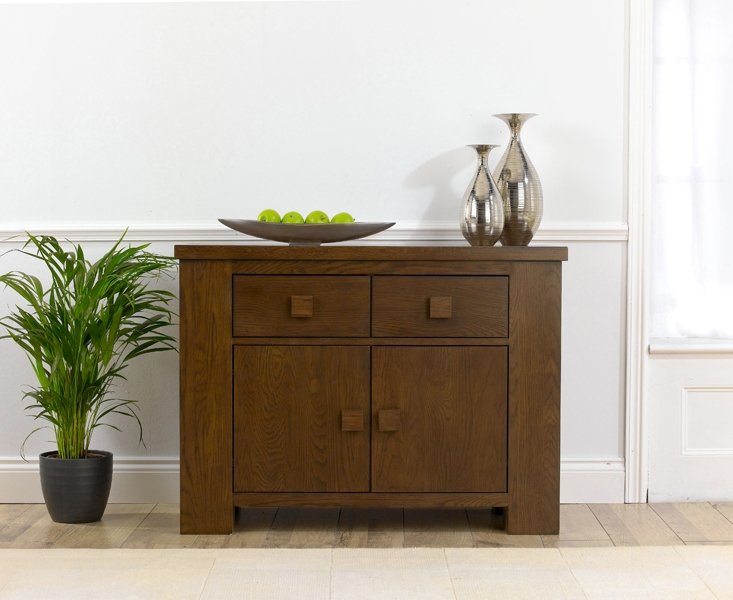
371;276;509;337
233;275;371;337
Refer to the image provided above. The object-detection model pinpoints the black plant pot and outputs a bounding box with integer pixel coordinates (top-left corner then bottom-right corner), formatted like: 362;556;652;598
39;450;113;524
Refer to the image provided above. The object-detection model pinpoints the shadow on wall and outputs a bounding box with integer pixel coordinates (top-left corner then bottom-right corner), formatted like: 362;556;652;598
403;147;475;222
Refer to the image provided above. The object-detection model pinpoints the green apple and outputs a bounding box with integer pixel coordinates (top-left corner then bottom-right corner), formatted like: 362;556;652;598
257;209;280;223
330;212;355;223
305;210;330;224
281;211;305;224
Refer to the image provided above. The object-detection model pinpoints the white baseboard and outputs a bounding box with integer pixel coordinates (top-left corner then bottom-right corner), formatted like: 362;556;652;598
560;459;626;504
0;457;625;505
0;458;179;504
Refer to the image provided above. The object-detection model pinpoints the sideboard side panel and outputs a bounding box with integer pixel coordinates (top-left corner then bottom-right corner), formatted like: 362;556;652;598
179;260;233;534
506;261;562;535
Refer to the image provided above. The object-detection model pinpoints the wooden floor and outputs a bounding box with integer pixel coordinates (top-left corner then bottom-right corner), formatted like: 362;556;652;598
1;503;733;549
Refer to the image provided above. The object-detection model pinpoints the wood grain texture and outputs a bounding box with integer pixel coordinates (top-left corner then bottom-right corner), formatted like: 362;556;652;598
372;346;507;493
372;276;508;337
234;337;510;346
0;505;32;533
589;504;682;546
466;510;544;548
541;504;611;547
651;503;733;542
179;259;234;535
0;504;152;548
53;504;154;548
233;275;370;337
194;508;277;548
403;508;473;547
233;260;512;276
233;346;370;492
341;409;364;432
122;504;198;549
429;296;452;319
713;503;733;527
0;504;70;547
506;262;562;535
6;502;733;549
378;409;401;432
175;245;569;262
233;493;508;508
262;507;340;548
178;246;566;535
290;295;313;317
336;508;405;548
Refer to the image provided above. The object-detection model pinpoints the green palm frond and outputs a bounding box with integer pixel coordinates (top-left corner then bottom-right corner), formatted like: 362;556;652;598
0;232;177;460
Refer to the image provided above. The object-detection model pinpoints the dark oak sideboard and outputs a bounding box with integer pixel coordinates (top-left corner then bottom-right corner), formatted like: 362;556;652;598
174;245;568;535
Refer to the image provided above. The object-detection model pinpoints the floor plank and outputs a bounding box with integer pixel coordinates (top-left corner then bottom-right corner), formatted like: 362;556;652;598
682;541;733;545
403;509;472;548
544;539;616;547
542;504;612;547
53;504;155;548
0;505;32;534
2;503;728;550
467;509;543;548
651;502;733;543
263;508;340;549
335;508;404;548
121;504;198;549
712;502;733;527
0;504;76;547
194;508;277;548
590;504;683;546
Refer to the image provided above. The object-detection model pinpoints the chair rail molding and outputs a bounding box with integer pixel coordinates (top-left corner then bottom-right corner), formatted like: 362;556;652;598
0;221;628;244
624;0;653;503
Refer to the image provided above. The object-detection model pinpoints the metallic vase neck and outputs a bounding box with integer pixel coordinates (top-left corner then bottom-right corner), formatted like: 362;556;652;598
467;144;499;167
493;113;537;138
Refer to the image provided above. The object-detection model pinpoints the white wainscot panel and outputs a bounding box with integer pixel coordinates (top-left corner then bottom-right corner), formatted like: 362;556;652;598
683;387;733;456
649;354;733;502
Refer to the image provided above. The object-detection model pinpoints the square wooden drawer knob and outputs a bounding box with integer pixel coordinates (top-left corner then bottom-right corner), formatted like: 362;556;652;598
341;409;364;432
430;296;452;319
291;295;313;318
378;409;401;432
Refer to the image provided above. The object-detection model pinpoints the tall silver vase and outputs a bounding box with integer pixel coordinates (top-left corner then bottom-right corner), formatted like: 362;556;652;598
493;113;543;246
460;144;504;246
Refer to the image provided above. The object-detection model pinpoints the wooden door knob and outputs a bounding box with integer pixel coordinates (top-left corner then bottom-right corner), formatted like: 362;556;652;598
341;409;364;431
430;296;452;319
378;409;401;432
291;295;313;318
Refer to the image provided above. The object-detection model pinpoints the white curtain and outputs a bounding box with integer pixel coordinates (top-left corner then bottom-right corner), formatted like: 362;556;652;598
651;0;733;339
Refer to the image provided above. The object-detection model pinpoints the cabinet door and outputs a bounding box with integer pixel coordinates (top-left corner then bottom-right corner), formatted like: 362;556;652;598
372;346;507;493
234;346;370;492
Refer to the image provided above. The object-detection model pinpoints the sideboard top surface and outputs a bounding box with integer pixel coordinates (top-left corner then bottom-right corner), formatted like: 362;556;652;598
174;245;568;262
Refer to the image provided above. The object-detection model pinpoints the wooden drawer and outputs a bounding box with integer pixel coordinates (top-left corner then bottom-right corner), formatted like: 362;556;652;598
371;276;509;337
233;275;370;337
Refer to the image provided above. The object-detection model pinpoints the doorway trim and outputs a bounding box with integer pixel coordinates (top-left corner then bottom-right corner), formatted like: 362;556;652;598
624;0;653;503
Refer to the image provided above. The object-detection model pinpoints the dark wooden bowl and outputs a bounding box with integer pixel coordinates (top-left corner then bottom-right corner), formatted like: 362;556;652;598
219;219;395;246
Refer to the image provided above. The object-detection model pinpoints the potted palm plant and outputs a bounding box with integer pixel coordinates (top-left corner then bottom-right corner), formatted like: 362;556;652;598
0;233;176;523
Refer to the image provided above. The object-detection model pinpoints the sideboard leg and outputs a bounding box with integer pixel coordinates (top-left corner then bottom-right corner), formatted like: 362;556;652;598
179;260;234;535
506;262;562;535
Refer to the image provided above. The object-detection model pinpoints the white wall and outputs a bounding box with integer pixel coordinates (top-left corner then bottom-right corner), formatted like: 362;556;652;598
0;1;627;503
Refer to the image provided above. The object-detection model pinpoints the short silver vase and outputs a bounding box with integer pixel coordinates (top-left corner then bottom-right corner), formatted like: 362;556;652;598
460;144;504;246
493;113;543;246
